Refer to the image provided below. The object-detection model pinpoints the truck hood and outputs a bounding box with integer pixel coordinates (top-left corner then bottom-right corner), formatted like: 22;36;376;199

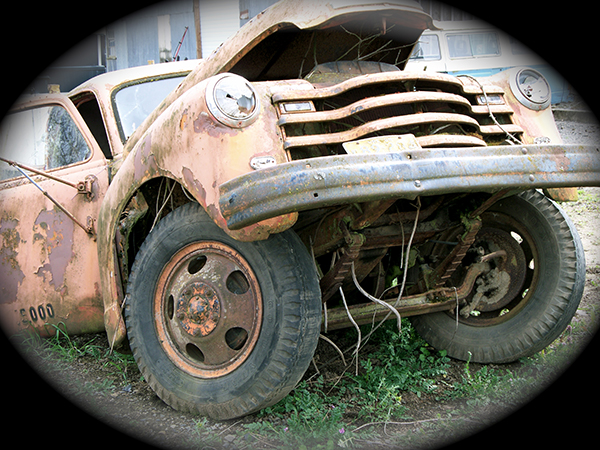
123;0;435;155
202;0;436;80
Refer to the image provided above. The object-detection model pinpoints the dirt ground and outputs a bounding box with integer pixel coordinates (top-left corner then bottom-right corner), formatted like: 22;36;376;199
3;114;600;450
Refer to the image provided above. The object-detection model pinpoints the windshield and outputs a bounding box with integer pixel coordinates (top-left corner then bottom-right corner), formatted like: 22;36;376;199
114;76;186;141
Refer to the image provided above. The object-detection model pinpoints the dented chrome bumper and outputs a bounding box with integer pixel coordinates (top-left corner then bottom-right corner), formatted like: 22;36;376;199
219;144;600;230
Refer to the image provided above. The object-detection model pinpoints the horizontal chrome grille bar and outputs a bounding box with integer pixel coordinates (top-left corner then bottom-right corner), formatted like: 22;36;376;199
282;112;481;149
272;71;504;103
274;72;521;154
278;91;473;126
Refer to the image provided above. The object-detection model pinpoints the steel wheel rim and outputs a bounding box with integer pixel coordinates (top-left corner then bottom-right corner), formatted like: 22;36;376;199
154;241;262;378
453;211;539;326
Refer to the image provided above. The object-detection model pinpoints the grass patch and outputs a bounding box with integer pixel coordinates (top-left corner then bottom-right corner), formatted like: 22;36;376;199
17;300;594;449
226;316;590;449
19;324;140;391
239;320;454;448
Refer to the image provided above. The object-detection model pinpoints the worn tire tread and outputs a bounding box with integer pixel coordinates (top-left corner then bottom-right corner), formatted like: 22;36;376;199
125;203;321;419
411;190;585;364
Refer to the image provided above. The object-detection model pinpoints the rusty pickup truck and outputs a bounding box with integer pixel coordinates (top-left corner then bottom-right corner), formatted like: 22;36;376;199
1;0;599;420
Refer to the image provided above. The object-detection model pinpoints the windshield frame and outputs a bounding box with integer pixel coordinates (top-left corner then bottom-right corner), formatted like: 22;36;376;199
111;73;188;144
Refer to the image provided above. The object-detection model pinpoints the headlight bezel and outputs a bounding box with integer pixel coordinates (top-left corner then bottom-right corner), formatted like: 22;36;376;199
509;67;551;111
205;73;260;128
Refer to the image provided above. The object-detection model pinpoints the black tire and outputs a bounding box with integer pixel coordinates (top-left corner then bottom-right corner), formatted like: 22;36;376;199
411;190;585;364
125;202;322;419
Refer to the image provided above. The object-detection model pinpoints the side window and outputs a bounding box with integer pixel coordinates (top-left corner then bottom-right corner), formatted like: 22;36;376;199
447;32;500;59
470;32;500;57
410;35;441;61
0;105;91;181
447;34;472;58
75;94;112;159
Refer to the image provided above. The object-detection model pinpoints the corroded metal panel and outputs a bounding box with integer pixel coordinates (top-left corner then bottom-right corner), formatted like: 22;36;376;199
95;79;296;346
219;143;600;230
0;96;109;337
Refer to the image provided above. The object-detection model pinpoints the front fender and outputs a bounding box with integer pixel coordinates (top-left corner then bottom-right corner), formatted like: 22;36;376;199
480;68;578;201
97;78;296;347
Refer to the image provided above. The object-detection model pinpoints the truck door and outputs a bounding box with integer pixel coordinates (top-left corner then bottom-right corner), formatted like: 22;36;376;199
0;95;109;337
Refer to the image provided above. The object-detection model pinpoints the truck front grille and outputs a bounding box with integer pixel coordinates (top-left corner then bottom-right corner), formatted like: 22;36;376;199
273;72;522;160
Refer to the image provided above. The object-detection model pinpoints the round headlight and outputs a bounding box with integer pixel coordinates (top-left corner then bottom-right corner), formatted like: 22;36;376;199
509;68;551;110
206;74;260;128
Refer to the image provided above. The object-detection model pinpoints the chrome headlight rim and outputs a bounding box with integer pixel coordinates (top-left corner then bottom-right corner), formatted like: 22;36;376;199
509;67;551;111
205;73;260;128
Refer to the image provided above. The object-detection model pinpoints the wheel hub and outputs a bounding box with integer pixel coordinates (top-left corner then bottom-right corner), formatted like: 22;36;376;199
155;241;263;378
473;228;526;312
176;282;221;337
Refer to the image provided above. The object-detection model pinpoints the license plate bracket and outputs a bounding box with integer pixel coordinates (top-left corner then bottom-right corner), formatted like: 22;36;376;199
342;134;421;155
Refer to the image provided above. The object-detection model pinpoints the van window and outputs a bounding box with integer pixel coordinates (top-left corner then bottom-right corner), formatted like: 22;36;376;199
0;105;91;180
410;35;441;61
447;32;500;59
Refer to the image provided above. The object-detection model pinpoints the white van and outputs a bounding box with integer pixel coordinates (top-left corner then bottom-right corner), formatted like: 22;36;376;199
406;20;572;104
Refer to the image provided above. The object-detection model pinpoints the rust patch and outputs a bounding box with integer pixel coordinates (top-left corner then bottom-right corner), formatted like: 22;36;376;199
176;282;221;337
0;217;25;304
548;150;571;172
34;209;74;291
193;112;236;138
206;202;229;230
182;166;207;206
134;134;158;181
180;109;189;130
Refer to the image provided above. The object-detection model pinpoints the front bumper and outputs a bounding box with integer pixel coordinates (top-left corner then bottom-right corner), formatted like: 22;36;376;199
219;144;600;230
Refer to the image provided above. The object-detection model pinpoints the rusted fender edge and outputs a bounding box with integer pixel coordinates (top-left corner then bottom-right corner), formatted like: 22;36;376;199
220;144;600;230
96;81;296;347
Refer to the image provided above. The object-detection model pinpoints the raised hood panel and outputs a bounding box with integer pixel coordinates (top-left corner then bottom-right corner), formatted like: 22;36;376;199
124;0;434;154
207;0;436;80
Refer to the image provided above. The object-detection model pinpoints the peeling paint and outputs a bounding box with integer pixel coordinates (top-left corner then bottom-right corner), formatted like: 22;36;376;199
134;134;158;181
180;109;189;131
34;209;74;291
548;150;572;172
0;217;25;304
4;0;591;356
182;167;207;205
193;112;236;138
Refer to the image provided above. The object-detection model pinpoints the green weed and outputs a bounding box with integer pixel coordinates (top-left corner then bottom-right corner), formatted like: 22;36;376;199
29;324;138;387
347;321;450;419
446;352;506;402
16;295;594;450
246;320;451;447
249;377;351;447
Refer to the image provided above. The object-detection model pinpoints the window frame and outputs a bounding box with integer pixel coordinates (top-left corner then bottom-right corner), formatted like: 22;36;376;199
409;34;442;61
446;31;502;60
111;73;190;144
0;94;104;184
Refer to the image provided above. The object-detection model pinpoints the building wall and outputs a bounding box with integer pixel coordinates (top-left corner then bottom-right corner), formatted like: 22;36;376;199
199;0;241;57
104;0;473;70
88;1;476;73
107;0;197;71
239;0;278;26
417;0;474;21
27;1;478;91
